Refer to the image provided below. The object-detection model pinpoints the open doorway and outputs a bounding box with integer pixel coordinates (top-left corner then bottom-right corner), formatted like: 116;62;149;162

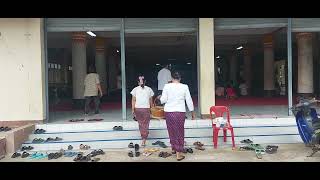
47;31;122;123
214;24;290;118
125;32;198;119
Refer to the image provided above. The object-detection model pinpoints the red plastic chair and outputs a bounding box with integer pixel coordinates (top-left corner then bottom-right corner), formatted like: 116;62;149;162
209;106;236;149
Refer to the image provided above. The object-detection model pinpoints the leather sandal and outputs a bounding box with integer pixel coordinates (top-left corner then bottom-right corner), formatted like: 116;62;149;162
11;152;21;158
177;155;185;161
128;151;134;157
21;152;30;158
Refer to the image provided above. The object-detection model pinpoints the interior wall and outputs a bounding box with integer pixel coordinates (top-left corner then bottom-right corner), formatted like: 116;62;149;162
0;18;45;121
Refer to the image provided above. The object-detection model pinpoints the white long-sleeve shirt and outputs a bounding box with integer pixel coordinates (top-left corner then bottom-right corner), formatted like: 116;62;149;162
160;83;194;112
157;68;172;90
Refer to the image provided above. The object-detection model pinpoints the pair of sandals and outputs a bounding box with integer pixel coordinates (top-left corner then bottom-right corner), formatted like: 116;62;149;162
0;127;12;132
73;153;100;162
240;139;253;144
265;145;278;154
32;138;45;143
88;119;104;122
64;151;79;157
69;119;84;122
11;152;22;158
80;144;91;150
34;129;46;134
128;143;140;151
128;143;140;157
48;152;63;160
21;146;34;151
45;137;63;142
113;126;123;131
158;151;172;158
152;141;168;148
193;141;205;151
29;152;48;159
89;149;105;157
172;147;194;154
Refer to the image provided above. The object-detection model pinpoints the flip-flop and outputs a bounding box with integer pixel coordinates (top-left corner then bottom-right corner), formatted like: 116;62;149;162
177;155;185;161
128;142;134;148
193;141;204;147
158;142;168;148
195;146;205;151
88;119;104;122
240;139;253;144
21;152;30;158
34;153;48;160
255;150;263;159
239;146;255;151
134;144;140;151
152;141;161;145
187;148;193;153
91;157;100;162
55;137;63;141
97;149;105;155
11;152;21;158
142;152;152;157
135;151;140;157
128;151;134;157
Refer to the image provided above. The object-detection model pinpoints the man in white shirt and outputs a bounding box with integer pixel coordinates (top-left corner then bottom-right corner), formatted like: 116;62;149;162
157;64;172;96
84;66;103;115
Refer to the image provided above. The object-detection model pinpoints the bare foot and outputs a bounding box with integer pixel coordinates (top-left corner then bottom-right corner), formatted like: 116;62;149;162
141;139;146;147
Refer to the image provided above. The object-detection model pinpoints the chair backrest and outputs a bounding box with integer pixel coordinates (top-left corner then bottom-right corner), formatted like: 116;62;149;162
210;106;231;123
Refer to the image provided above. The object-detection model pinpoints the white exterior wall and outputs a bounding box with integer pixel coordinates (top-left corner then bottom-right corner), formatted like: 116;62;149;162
0;18;45;121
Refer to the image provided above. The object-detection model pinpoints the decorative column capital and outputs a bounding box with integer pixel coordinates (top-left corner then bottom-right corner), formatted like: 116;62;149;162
96;37;105;52
263;34;274;48
296;32;313;40
243;47;251;56
72;32;86;43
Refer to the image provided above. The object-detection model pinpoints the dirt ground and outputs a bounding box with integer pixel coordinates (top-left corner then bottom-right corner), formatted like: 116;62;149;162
1;143;319;162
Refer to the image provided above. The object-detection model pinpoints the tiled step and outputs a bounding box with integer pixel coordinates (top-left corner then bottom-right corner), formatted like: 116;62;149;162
19;117;302;152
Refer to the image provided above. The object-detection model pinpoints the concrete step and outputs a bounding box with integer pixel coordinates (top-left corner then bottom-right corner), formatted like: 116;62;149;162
18;117;302;152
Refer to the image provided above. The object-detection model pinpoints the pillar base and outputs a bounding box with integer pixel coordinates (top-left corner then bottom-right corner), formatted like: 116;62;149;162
264;90;275;97
297;93;314;99
72;99;85;109
201;114;211;119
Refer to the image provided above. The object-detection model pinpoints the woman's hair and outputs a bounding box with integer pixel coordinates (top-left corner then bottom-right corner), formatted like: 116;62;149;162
88;66;96;73
137;75;146;88
171;71;181;81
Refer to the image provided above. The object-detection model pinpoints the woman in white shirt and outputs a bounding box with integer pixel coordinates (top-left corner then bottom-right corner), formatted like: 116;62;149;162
159;71;195;161
131;75;154;147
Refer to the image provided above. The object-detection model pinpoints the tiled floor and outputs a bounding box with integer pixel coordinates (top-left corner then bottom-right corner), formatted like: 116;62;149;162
48;105;291;124
1;144;319;162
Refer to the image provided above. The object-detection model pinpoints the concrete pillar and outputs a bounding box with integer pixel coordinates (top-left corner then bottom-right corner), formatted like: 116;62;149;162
229;53;237;83
297;32;313;95
222;58;228;83
263;34;275;97
95;37;107;93
243;48;252;92
199;18;215;118
108;52;118;91
71;32;87;105
63;50;69;84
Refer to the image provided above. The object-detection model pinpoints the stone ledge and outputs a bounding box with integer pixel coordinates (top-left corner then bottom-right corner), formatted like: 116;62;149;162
0;124;35;154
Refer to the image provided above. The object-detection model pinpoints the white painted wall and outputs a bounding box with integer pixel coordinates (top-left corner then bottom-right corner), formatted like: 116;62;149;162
0;18;46;121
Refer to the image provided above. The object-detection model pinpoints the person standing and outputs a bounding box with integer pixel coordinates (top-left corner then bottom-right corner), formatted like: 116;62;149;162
157;64;172;96
159;71;195;161
131;75;154;147
84;66;103;115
